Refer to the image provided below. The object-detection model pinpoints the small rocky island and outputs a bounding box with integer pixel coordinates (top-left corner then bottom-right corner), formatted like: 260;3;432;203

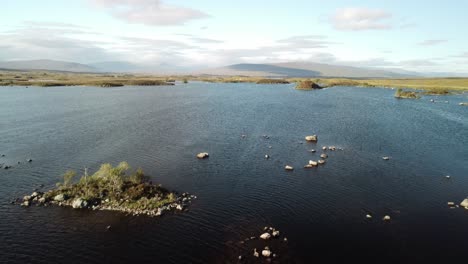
19;162;195;217
295;80;322;90
394;88;420;99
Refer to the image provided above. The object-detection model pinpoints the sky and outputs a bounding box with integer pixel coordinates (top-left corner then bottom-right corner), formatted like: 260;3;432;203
1;0;468;73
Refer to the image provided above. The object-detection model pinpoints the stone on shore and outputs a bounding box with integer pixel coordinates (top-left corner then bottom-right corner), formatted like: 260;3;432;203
54;194;66;202
72;198;88;209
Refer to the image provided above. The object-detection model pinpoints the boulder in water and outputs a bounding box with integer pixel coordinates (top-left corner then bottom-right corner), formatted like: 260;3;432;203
460;198;468;207
196;152;209;159
260;232;271;240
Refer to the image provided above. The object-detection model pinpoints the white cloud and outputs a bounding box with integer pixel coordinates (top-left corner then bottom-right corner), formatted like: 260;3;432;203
331;8;392;31
418;39;448;46
90;0;209;26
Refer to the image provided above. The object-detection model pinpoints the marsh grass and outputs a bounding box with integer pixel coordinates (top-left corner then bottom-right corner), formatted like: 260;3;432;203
256;79;290;84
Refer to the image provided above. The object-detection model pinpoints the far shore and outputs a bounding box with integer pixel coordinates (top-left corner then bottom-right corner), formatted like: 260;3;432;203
1;70;468;93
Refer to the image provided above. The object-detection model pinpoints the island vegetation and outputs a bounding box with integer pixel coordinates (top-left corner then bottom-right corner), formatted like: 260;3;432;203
394;88;420;99
255;79;290;84
19;162;195;217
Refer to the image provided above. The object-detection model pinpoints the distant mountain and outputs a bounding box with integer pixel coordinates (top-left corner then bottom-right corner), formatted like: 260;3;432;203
89;61;146;73
2;59;465;77
89;61;190;74
0;59;187;74
198;62;419;78
0;59;96;72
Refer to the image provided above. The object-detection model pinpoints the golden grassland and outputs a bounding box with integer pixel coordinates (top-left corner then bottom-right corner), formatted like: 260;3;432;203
1;70;468;92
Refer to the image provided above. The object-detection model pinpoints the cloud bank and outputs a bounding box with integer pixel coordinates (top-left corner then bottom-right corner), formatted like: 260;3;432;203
331;8;392;31
90;0;209;26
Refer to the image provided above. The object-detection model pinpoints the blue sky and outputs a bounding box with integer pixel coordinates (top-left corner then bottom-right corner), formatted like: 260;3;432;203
1;0;468;73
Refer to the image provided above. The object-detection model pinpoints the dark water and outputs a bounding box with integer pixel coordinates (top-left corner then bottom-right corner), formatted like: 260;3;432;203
0;83;467;263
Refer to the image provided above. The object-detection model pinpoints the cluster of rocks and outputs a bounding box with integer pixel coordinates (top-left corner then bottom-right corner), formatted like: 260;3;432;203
238;226;287;261
252;134;342;171
18;190;196;217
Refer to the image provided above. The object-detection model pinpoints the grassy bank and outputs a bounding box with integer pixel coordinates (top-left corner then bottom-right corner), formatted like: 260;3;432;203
1;70;468;92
